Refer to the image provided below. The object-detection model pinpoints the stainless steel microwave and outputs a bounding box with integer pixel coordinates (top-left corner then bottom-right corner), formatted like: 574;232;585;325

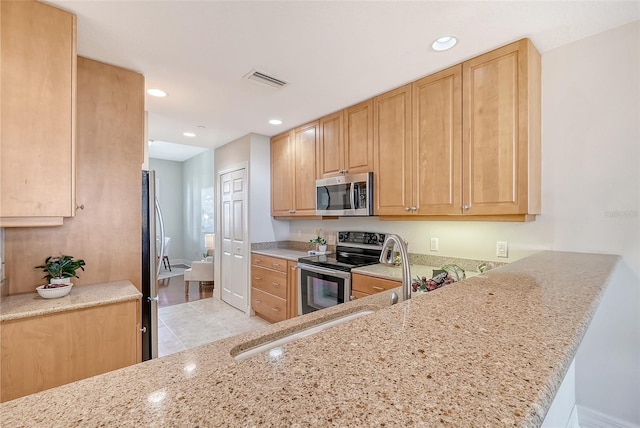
315;172;373;216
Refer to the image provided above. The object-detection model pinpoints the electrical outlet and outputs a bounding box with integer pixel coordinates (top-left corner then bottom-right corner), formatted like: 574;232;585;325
430;237;439;252
496;241;509;258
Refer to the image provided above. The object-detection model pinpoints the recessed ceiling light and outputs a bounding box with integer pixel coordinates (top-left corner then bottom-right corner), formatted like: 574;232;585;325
183;132;196;137
147;88;167;97
269;119;283;125
432;36;457;51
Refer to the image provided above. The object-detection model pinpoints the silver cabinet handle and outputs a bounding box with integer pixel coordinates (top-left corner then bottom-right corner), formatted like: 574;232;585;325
255;299;262;304
410;206;417;211
140;326;147;333
272;282;280;287
272;307;281;312
148;296;158;302
254;276;261;280
405;207;411;212
254;259;261;263
288;209;295;214
463;204;471;210
372;285;385;291
272;263;280;267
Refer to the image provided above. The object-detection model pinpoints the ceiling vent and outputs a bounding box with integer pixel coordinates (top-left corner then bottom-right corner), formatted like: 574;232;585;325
244;69;289;88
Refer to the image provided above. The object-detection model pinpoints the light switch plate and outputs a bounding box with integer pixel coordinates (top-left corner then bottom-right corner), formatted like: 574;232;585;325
497;241;509;258
430;237;439;252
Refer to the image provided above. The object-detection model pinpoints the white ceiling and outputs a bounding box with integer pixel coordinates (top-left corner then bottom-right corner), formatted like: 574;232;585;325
49;0;639;159
148;139;209;162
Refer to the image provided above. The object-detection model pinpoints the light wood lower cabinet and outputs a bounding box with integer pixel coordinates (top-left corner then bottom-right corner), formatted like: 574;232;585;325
0;299;139;402
251;254;299;323
351;273;401;298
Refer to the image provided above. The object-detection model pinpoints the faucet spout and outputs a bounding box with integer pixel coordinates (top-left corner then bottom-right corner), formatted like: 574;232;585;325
378;234;412;302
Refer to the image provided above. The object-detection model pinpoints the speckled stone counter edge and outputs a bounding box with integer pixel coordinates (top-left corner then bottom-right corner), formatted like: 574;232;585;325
0;280;142;322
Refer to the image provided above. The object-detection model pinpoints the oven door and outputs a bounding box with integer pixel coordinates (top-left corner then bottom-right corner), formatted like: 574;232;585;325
298;264;351;315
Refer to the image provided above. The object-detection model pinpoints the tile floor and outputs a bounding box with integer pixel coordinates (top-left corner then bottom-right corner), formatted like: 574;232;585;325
158;297;270;357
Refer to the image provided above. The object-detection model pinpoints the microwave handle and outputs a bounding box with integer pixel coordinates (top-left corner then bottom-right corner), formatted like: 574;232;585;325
349;182;356;210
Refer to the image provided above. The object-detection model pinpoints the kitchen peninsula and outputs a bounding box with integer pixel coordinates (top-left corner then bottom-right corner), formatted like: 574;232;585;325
0;251;619;426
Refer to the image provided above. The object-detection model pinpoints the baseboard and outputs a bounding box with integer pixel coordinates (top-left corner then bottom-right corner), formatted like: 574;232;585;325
578;405;640;428
566;405;580;428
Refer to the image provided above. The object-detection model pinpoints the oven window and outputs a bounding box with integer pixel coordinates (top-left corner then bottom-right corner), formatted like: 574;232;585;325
309;278;338;310
299;268;349;315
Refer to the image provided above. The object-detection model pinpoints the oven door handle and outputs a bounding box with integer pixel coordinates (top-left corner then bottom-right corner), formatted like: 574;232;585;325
298;263;351;280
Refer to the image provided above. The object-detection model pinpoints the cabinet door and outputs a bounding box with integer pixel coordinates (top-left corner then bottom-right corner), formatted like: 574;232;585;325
0;1;76;222
317;112;344;178
373;85;412;215
413;65;463;215
462;39;540;215
292;121;319;215
1;300;138;402
270;131;294;216
344;99;374;175
287;261;299;318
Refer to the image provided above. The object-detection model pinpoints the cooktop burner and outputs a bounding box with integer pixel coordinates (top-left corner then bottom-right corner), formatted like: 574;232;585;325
298;231;387;272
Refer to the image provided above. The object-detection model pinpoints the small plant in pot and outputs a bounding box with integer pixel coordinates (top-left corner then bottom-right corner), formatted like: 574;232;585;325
36;255;86;289
309;236;327;252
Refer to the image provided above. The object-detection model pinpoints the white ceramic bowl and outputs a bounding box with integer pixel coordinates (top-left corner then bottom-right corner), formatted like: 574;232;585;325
36;284;73;299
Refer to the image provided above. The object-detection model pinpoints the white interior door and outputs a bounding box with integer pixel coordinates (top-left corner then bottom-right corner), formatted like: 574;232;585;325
220;168;248;311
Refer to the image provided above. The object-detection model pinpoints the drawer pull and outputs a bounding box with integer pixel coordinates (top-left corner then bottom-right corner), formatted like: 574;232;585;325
272;282;280;287
255;259;261;263
254;276;261;280
255;300;262;304
372;285;385;291
272;263;280;267
272;307;281;312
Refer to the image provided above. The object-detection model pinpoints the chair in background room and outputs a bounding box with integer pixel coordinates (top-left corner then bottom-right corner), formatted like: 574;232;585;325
184;256;214;295
162;236;172;271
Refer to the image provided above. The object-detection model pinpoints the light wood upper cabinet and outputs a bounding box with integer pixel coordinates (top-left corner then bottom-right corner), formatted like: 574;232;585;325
344;100;374;176
373;84;412;215
270;121;319;217
0;0;77;226
270;131;294;216
293;121;319;215
317;100;374;179
462;39;541;216
317;111;344;178
412;65;463;215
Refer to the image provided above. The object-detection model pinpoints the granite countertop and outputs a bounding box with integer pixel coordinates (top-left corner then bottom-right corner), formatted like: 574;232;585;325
251;247;310;262
354;263;480;282
0;280;142;322
0;251;618;427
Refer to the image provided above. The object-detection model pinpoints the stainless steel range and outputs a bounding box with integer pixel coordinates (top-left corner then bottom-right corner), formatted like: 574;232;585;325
297;231;388;315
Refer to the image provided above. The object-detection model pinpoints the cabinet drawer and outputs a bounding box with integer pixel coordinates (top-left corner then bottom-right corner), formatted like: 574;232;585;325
251;266;287;300
352;274;400;294
251;254;287;273
251;287;287;323
351;290;371;300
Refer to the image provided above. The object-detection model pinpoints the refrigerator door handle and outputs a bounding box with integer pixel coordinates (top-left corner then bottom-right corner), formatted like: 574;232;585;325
155;198;166;278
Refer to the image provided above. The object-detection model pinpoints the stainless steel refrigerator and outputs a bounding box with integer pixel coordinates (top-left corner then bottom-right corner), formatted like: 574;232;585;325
141;170;166;361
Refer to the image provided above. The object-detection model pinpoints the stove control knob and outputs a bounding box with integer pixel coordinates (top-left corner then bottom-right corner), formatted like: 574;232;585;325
338;232;348;243
368;234;378;244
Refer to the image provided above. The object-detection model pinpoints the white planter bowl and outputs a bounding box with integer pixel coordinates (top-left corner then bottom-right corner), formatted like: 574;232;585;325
36;284;73;299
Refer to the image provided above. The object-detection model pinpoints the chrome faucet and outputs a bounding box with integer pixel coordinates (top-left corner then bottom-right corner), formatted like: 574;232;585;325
379;234;412;303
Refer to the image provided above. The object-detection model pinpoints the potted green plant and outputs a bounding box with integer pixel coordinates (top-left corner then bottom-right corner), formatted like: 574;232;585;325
309;236;327;252
36;255;86;286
